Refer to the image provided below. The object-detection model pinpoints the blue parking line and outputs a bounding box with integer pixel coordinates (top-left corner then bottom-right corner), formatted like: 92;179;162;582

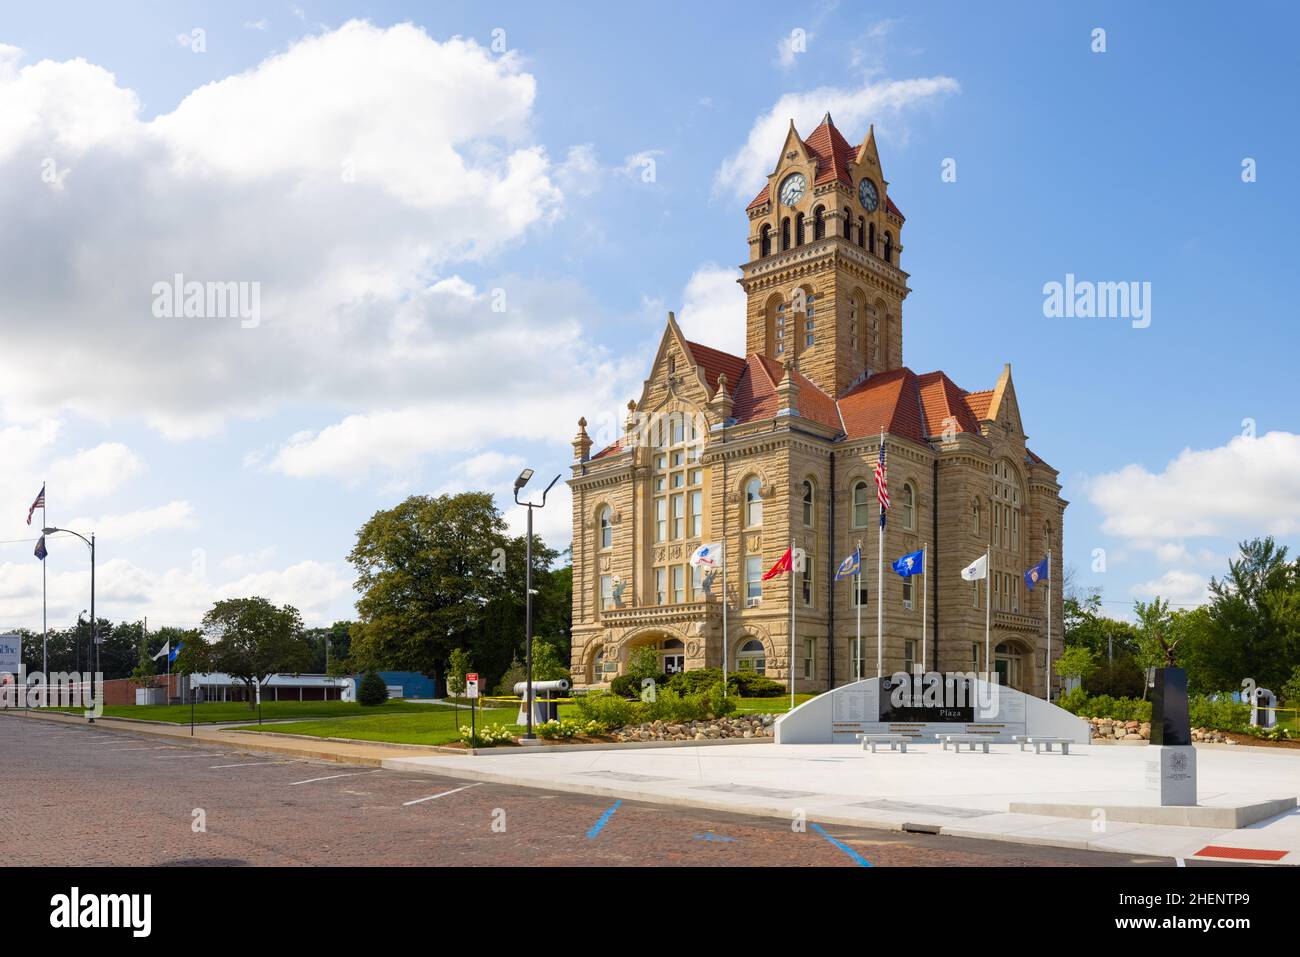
692;832;738;843
586;800;622;839
810;823;872;867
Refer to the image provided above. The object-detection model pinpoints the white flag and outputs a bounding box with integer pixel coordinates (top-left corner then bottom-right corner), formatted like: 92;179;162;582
690;543;723;568
150;641;170;662
960;554;988;581
792;547;807;573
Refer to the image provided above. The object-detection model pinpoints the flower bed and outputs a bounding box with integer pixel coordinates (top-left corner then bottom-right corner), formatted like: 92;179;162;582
612;714;775;742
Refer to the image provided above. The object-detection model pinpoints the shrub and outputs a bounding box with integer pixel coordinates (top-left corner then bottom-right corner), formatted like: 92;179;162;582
626;646;663;683
574;691;644;731
1189;694;1249;732
730;672;784;697
1057;685;1089;715
666;667;725;695
706;682;736;718
610;672;666;699
358;671;388;707
446;649;471;697
535;718;605;740
458;723;515;747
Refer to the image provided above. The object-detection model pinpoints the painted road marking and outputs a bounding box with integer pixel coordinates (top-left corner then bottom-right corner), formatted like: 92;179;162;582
693;832;738;843
209;760;301;769
402;783;481;806
586;800;622;839
289;770;381;786
154;753;227;759
810;823;872;867
109;746;179;751
1194;845;1287;862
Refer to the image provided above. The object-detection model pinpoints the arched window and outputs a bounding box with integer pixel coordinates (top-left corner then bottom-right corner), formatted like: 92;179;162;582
883;231;893;264
868;222;876;255
737;639;766;675
852;480;871;528
856;217;865;248
843;207;852;242
760;223;771;258
802;480;814;527
795;212;805;246
902;483;915;530
745;477;763;527
972;500;981;535
813;205;825;240
781;217;791;251
598;506;612;550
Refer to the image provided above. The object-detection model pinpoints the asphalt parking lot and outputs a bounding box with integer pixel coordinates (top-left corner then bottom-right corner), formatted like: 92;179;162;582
1;717;1196;866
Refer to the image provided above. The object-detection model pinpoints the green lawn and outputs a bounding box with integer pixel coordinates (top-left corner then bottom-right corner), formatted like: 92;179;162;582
42;699;452;725
242;707;520;745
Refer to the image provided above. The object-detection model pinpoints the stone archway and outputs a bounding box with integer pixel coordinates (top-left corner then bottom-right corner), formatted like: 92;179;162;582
993;638;1032;692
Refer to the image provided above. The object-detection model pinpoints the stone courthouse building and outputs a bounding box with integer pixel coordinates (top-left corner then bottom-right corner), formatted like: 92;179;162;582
568;114;1066;697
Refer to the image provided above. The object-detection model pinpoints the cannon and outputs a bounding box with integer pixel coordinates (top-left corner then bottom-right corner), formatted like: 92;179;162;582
513;679;570;726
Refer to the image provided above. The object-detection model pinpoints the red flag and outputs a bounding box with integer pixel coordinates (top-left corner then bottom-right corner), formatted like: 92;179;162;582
762;547;793;580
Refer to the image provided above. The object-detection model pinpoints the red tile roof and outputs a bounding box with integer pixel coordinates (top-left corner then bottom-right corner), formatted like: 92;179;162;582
838;368;926;442
728;354;842;432
685;340;747;394
964;389;994;420
917;371;981;437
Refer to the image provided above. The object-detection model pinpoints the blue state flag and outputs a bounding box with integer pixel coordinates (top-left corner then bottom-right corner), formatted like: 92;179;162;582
892;548;924;577
835;547;861;580
168;642;183;663
34;535;47;561
1024;556;1049;591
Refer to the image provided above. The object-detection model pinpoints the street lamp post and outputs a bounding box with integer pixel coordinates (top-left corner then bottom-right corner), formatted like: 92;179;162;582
43;527;95;721
513;469;560;742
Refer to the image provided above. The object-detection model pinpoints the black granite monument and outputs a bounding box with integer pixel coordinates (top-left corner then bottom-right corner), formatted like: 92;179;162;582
1150;667;1191;747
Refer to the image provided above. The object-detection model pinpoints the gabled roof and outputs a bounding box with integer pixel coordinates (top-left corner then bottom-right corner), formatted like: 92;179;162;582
746;114;905;219
729;353;842;432
685;340;746;394
964;389;994;420
838;367;926;442
917;371;981;437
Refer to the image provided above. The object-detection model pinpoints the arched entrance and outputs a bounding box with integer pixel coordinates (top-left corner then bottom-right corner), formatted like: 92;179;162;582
993;641;1027;690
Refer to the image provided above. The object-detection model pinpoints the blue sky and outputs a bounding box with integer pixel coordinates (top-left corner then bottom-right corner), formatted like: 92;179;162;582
0;1;1296;631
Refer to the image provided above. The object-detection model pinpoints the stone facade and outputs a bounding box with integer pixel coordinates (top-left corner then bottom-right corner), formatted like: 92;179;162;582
569;114;1067;698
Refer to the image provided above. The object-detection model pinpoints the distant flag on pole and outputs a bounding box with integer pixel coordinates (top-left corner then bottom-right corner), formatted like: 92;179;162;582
26;485;45;525
873;440;889;527
1024;556;1049;590
34;535;47;561
169;642;182;664
960;553;989;581
762;546;793;580
892;549;925;577
835;547;861;580
689;543;723;569
151;641;171;662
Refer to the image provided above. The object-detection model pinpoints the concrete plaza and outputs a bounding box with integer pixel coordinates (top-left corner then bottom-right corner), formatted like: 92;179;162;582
385;740;1300;864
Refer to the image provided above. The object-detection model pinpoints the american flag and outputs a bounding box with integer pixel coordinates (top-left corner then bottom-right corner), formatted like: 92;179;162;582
874;439;889;527
26;485;45;525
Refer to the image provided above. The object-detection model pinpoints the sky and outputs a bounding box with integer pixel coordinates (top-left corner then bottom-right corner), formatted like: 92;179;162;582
0;0;1296;633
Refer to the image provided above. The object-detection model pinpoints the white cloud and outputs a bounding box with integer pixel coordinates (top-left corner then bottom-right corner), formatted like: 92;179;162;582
0;21;564;435
1088;432;1300;540
776;31;814;70
713;76;960;202
64;501;197;542
1129;569;1211;605
676;263;745;355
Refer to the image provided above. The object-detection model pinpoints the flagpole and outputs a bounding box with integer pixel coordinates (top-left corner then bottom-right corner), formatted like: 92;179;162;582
984;545;991;680
876;432;884;679
789;536;796;711
921;542;928;673
855;540;862;681
1045;549;1052;701
41;482;47;681
721;544;729;699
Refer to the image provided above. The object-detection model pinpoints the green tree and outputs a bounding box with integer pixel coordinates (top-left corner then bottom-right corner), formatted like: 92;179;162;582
446;648;472;696
347;492;563;692
1193;538;1300;690
175;597;311;710
127;638;157;690
1054;644;1095;687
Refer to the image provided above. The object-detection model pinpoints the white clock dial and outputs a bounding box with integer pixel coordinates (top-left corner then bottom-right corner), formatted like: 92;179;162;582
859;178;879;212
778;172;807;206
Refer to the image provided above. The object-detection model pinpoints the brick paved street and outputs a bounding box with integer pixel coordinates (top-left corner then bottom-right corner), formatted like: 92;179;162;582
1;717;1193;866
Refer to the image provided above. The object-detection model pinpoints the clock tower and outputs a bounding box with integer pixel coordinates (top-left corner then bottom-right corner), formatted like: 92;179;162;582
739;113;910;398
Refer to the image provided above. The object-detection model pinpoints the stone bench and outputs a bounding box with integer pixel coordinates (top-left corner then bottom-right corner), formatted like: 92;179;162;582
856;734;909;753
939;734;991;754
1012;735;1072;755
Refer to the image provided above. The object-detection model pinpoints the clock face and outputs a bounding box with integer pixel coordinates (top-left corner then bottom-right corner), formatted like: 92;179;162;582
778;173;807;207
859;178;879;212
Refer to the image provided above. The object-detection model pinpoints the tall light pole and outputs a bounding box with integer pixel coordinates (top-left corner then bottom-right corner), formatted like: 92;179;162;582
514;468;560;742
43;527;95;720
